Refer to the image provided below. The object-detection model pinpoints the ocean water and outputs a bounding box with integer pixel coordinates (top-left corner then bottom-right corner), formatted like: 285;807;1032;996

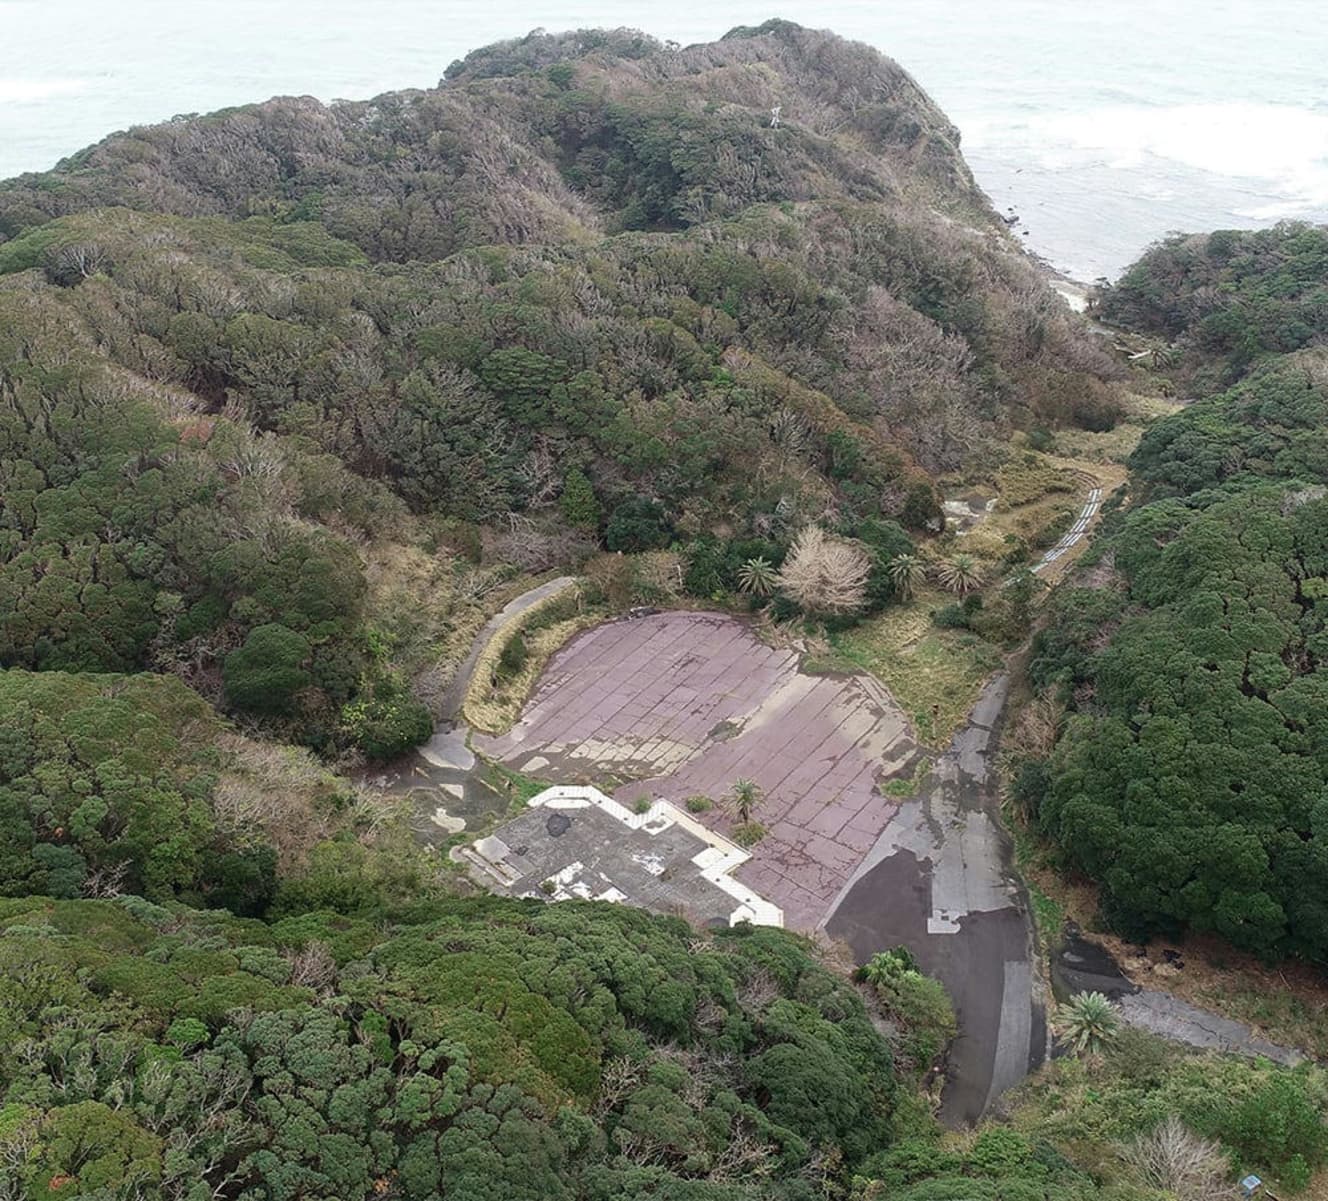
2;0;1325;281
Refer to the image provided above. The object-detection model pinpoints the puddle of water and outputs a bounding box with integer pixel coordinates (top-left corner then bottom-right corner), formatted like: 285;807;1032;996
942;495;998;532
1051;922;1136;1002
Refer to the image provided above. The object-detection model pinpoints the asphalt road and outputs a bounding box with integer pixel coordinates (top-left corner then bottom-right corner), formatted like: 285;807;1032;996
821;473;1108;1121
824;674;1046;1126
364;576;578;846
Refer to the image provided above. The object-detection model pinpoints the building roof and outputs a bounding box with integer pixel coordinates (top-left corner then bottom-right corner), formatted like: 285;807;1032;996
455;785;783;928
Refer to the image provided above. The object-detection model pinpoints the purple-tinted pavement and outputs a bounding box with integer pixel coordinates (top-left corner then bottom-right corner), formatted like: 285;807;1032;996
474;611;919;930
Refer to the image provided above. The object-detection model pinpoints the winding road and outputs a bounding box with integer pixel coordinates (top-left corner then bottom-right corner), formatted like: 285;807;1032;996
824;674;1044;1124
825;475;1109;1123
438;575;578;720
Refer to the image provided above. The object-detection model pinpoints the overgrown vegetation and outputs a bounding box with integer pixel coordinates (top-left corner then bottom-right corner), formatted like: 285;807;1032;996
4;19;1319;1200
463;583;598;734
0;895;907;1200
1014;248;1328;966
832;594;1006;745
1096;222;1328;391
0;21;1124;772
997;1029;1328;1195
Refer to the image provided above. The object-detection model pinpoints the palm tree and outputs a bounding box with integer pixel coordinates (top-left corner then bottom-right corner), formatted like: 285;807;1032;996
730;778;762;824
936;552;984;595
1054;991;1119;1057
886;553;925;601
737;556;778;597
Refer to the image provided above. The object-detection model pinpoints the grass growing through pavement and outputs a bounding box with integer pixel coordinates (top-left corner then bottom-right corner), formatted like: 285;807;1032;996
1002;803;1067;949
883;763;930;798
830;589;1005;747
464;587;605;735
490;763;553;808
731;822;767;848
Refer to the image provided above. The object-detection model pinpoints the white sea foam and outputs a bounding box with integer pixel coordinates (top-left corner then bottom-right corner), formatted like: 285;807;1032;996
1034;102;1328;210
0;78;91;104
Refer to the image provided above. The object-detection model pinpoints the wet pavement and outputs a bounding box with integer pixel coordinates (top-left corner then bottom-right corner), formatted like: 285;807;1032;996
824;674;1046;1127
475;611;919;930
1053;925;1306;1067
365;725;509;849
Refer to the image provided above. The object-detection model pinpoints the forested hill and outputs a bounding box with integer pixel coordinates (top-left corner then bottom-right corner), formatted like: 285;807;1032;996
0;21;1121;772
1;24;1326;1201
0;22;986;258
1095;222;1328;392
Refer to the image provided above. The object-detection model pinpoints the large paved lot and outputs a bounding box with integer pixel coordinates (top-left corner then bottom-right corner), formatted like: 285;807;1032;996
475;611;918;929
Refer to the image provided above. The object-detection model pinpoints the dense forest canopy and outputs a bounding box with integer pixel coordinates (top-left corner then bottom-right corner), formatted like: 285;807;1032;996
3;894;1321;1200
0;23;986;255
1021;256;1328;964
1096;222;1328;391
3;896;908;1201
0;21;1120;760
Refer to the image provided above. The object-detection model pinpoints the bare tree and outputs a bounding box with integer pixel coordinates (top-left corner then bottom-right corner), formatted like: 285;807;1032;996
47;241;109;284
285;940;339;992
594;1056;646;1116
1124;1115;1235;1201
82;861;130;899
775;525;870;616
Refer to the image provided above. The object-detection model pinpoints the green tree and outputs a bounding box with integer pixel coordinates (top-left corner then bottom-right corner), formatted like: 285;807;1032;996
342;690;434;761
604;497;673;553
886;553;925;601
737;556;778;596
1054;992;1119;1057
936;553;984;595
223;623;312;715
559;467;601;528
31;1102;163;1200
730;778;762;824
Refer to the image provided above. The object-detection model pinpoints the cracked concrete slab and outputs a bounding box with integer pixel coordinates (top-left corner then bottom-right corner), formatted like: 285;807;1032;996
475;611;916;932
456;785;782;928
1116;992;1305;1066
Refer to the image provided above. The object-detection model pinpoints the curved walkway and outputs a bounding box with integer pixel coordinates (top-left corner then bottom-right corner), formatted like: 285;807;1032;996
439;575;578;720
1033;483;1102;574
364;576;577;846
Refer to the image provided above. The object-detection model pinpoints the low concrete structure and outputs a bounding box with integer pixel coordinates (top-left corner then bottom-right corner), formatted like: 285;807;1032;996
456;784;783;928
1034;485;1101;573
